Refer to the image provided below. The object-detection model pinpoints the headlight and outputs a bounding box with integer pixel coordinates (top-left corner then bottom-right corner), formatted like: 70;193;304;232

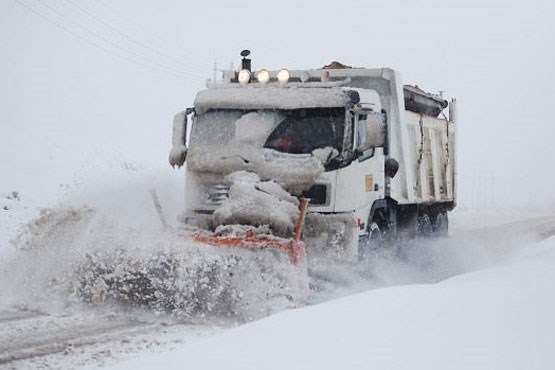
277;69;290;86
238;69;251;85
256;69;270;84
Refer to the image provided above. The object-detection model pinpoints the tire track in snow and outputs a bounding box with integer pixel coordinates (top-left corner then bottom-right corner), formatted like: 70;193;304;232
0;309;45;324
453;215;555;256
0;310;160;366
460;215;555;239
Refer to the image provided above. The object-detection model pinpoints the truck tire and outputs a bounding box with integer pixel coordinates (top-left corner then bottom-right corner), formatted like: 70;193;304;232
358;222;383;261
432;212;448;237
417;214;433;238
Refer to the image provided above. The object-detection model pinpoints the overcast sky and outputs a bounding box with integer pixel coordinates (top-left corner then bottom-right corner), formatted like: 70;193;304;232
1;0;554;209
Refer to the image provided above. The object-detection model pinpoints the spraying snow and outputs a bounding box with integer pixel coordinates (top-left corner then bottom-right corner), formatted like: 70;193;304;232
0;169;306;321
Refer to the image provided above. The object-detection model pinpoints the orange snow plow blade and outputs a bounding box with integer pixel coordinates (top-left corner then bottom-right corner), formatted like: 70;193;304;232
191;198;309;265
192;232;306;265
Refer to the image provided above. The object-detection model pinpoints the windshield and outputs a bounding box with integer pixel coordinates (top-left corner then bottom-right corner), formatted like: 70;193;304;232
187;107;347;184
190;107;346;155
190;109;281;150
264;108;345;154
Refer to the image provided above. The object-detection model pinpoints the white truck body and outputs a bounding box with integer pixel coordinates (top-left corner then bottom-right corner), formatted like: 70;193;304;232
170;65;456;260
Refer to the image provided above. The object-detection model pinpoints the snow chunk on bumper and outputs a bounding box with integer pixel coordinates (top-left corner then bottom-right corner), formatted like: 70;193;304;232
213;172;300;236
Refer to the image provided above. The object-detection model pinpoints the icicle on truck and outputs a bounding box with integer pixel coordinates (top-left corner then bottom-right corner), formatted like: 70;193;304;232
169;51;456;284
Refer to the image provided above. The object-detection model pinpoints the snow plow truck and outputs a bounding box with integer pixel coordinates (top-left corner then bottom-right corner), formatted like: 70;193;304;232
168;51;457;290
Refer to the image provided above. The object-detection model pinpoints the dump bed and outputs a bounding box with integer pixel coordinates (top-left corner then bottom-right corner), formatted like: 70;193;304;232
400;110;455;205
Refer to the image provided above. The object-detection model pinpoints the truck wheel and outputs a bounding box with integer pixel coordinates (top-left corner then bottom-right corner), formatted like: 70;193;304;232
432;212;448;237
358;222;383;261
417;214;433;238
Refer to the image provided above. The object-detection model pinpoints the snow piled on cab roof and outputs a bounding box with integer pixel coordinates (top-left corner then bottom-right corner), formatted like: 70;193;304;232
194;86;351;113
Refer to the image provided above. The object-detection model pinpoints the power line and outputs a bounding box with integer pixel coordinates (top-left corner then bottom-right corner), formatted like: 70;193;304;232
14;0;205;81
38;0;203;79
60;0;209;76
14;0;172;76
94;0;212;72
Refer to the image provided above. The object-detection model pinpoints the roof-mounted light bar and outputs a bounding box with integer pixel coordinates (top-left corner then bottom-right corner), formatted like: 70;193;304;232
238;69;251;85
231;66;350;87
256;69;270;84
277;69;290;86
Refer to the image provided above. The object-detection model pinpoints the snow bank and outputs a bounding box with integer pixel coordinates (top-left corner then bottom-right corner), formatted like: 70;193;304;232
109;235;555;370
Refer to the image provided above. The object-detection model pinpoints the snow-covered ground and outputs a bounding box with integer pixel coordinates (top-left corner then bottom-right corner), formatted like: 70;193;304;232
2;125;555;369
108;233;555;370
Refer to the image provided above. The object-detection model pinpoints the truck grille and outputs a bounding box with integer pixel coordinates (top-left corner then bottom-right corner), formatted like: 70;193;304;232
205;183;230;206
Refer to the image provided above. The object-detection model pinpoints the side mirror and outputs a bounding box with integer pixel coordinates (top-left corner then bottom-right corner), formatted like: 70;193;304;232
168;110;189;168
385;158;399;178
363;112;386;149
355;111;386;156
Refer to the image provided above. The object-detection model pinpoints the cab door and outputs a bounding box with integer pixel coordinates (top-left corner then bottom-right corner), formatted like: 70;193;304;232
334;110;386;213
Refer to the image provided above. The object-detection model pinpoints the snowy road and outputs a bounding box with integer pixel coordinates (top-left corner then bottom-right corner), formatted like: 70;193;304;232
1;214;554;369
0;310;157;364
0;308;221;369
